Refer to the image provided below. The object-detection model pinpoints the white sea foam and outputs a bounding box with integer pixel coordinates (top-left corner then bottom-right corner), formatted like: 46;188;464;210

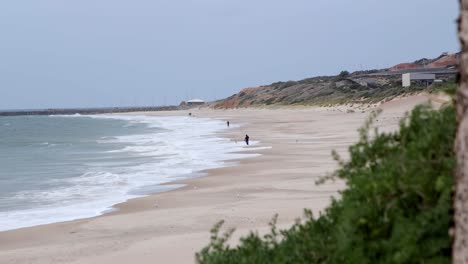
0;115;261;231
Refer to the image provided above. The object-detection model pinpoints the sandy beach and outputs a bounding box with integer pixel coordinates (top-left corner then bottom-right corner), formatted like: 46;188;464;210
0;95;438;264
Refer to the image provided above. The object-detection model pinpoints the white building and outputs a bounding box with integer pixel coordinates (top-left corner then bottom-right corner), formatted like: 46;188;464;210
402;73;436;87
187;99;205;106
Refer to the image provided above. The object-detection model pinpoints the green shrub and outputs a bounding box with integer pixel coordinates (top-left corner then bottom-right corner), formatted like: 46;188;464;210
196;104;456;264
430;81;457;95
339;70;350;78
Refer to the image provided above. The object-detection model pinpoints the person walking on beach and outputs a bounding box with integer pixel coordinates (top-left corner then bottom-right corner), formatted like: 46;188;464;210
245;134;250;145
227;121;230;127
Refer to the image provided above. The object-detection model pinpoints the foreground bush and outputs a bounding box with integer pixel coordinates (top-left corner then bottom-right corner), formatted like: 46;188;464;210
196;105;456;264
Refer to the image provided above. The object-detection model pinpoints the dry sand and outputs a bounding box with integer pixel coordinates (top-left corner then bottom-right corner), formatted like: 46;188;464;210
0;95;441;264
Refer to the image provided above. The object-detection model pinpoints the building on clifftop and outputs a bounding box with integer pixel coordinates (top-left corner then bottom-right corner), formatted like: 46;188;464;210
186;99;205;106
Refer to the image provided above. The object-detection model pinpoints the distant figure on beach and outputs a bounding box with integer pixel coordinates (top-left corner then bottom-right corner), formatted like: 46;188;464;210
245;134;250;145
227;121;230;127
188;112;192;116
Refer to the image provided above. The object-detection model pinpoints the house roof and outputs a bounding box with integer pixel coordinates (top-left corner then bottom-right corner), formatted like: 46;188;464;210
187;99;205;103
404;73;436;80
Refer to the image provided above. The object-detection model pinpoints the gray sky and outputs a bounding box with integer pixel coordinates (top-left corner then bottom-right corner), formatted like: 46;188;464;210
0;0;459;109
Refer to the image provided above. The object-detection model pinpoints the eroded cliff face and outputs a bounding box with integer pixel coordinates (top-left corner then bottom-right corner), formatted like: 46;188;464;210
214;88;261;108
429;53;460;68
212;76;350;108
389;53;459;71
211;53;458;109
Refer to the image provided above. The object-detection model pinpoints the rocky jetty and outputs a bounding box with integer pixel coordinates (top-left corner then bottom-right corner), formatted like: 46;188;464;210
0;106;180;116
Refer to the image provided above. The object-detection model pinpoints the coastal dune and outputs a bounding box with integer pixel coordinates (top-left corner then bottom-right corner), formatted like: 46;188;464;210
0;95;438;264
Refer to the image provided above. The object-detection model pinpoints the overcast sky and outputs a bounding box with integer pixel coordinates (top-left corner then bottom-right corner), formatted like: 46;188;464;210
0;0;460;109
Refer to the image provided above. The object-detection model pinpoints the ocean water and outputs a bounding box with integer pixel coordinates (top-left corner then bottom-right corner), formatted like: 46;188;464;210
0;114;258;231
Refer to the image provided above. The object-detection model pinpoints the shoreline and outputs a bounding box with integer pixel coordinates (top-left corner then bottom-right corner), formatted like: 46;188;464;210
0;113;260;232
0;95;440;264
107;113;268;218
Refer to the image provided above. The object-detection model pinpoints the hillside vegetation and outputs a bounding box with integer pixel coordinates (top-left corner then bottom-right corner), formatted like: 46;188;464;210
213;77;456;109
212;53;457;108
197;104;456;263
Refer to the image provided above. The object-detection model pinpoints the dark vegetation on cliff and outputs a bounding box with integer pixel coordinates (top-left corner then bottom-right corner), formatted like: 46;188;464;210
197;104;456;263
212;53;458;108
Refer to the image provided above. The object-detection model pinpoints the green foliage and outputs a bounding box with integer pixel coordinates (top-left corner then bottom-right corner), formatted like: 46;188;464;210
339;70;350;78
271;81;299;90
430;81;457;96
196;105;456;264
